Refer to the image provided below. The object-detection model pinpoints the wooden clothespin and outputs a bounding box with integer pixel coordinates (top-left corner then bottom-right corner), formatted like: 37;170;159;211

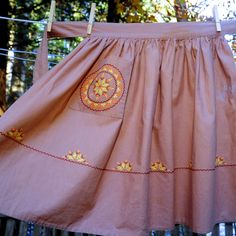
47;0;56;32
213;5;221;32
87;3;96;35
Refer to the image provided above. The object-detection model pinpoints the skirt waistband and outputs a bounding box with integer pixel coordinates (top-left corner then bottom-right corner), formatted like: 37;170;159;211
48;20;236;39
34;20;236;82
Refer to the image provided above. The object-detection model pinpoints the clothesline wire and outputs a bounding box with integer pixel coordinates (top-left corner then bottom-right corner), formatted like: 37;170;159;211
0;48;37;55
0;47;66;57
0;16;69;58
0;16;47;25
0;52;35;62
0;52;57;65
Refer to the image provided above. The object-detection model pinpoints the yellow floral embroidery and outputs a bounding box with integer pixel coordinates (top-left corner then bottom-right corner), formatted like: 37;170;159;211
188;160;193;168
215;155;226;166
7;128;24;142
93;78;112;97
116;161;132;172
151;161;168;172
64;150;87;164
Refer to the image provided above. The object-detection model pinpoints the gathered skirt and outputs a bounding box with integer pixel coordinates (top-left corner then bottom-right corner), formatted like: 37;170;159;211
0;21;236;236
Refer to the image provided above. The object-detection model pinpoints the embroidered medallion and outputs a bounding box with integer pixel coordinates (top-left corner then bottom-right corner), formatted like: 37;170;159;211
6;128;24;142
80;64;125;111
115;161;132;172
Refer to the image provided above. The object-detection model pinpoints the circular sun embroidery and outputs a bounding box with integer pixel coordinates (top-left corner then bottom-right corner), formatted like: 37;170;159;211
80;64;125;111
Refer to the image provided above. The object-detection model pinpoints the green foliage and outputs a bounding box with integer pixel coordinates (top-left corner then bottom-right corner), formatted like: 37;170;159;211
6;0;109;105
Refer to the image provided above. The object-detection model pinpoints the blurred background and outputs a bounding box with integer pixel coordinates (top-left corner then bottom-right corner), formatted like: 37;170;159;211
0;0;236;235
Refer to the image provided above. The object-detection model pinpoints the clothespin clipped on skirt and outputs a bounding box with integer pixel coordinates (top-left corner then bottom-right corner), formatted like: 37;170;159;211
47;0;56;32
213;5;221;32
87;3;96;35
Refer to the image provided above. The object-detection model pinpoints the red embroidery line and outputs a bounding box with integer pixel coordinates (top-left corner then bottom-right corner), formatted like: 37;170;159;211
0;131;235;175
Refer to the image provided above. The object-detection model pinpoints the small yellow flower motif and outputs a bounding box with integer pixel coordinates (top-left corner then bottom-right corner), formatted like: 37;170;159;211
189;160;193;168
7;128;24;142
151;161;167;172
215;155;226;166
116;161;132;172
93;78;110;97
64;150;87;164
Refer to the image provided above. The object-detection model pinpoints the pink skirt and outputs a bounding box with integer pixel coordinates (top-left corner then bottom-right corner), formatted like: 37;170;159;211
0;21;236;236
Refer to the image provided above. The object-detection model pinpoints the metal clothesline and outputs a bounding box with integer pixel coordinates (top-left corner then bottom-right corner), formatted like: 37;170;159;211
0;52;36;62
0;17;73;59
0;16;47;25
0;48;66;57
0;15;72;65
0;52;57;65
0;48;38;55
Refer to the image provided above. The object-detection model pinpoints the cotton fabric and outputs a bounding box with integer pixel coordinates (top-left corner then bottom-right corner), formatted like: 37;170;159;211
0;21;236;236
